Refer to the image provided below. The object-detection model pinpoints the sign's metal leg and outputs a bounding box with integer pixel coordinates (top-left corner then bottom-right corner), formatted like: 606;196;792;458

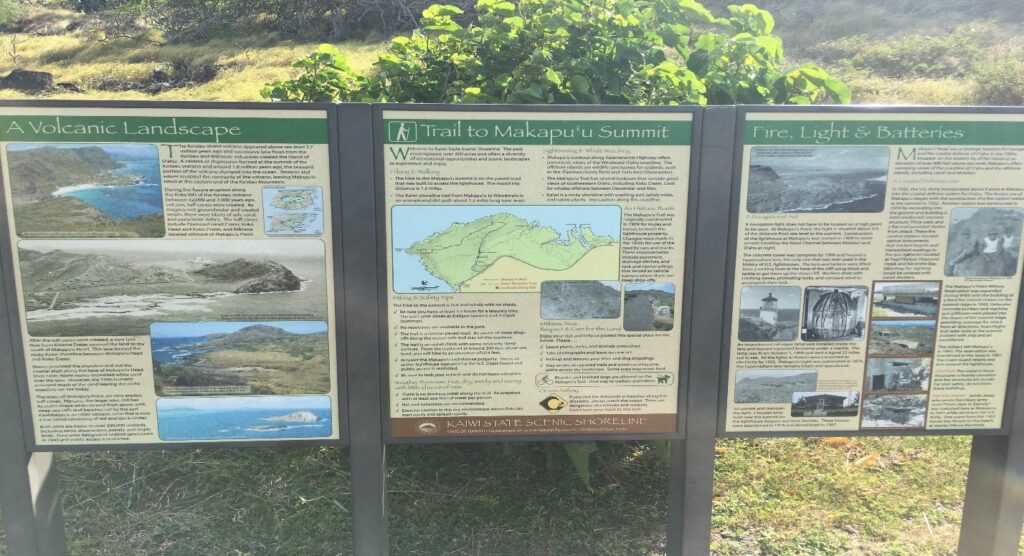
0;253;67;556
667;106;737;556
958;434;1024;554
339;104;389;556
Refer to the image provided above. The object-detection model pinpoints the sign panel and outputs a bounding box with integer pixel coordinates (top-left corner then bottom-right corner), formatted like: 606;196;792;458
382;109;692;439
724;110;1024;433
0;105;342;446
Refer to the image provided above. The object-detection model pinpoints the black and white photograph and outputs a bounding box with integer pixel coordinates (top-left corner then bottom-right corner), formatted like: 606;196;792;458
790;391;859;418
801;286;868;341
735;369;817;404
865;358;931;392
18;239;328;337
944;207;1024;277
861;394;927;428
738;286;800;341
540;280;621;319
872;281;940;318
746;146;889;213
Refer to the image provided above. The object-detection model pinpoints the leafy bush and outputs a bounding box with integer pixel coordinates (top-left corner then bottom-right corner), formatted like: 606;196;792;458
0;0;25;27
263;0;850;105
816;25;991;79
972;59;1024;106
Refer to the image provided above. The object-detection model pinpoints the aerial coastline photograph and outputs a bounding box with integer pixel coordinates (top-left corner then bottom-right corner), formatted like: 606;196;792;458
7;142;165;237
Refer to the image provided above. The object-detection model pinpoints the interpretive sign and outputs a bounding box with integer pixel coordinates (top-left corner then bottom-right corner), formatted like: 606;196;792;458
724;109;1024;434
0;104;342;447
380;107;695;439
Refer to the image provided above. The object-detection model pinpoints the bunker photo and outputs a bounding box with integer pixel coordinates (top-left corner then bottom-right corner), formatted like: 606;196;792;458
5;142;165;238
737;285;800;342
745;145;889;213
734;369;818;404
864;358;931;393
867;320;937;357
944;207;1024;277
17;238;328;337
861;393;928;429
790;391;859;418
871;281;941;319
801;286;868;341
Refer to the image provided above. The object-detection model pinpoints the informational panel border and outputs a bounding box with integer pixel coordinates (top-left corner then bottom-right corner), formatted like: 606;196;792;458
374;104;702;443
718;105;1024;438
0;100;350;451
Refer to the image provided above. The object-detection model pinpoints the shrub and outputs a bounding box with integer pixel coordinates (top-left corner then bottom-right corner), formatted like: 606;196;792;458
0;0;24;27
262;0;851;105
972;59;1024;106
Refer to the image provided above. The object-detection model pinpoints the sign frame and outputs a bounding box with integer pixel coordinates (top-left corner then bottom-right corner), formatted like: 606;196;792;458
373;103;702;443
717;104;1024;438
0;99;351;451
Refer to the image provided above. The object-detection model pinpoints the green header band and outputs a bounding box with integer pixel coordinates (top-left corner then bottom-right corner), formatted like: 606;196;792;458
745;120;1024;146
383;119;691;145
0;115;328;144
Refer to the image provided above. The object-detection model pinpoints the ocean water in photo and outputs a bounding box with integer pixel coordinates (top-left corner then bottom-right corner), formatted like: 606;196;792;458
59;183;164;219
151;335;214;363
54;146;164;219
157;405;333;440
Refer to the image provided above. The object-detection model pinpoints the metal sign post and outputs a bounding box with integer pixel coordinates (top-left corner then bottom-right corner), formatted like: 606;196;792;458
668;106;737;556
0;251;67;556
338;104;390;556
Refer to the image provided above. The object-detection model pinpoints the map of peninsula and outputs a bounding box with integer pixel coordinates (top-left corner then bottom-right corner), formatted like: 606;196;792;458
393;206;621;293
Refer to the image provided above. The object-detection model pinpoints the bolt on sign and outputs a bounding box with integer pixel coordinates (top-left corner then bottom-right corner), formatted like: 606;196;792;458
0;103;343;448
379;107;696;440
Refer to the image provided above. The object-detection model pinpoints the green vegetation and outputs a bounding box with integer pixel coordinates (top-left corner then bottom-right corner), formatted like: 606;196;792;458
0;1;1019;554
264;0;849;105
16;436;977;554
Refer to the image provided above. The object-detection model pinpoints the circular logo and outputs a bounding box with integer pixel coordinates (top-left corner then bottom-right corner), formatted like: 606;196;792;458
417;421;438;434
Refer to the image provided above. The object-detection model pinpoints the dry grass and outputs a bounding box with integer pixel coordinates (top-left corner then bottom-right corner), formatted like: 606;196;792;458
0;18;386;102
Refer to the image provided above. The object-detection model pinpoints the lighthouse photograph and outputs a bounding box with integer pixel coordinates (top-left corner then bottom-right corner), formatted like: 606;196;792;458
738;286;800;341
801;286;868;341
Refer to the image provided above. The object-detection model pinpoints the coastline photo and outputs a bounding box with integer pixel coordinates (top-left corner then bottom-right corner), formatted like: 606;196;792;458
746;146;889;213
862;394;927;428
156;395;333;440
801;286;868;341
735;369;817;404
944;207;1024;277
7;143;165;238
18;239;327;337
152;321;331;397
540;280;621;319
738;286;800;341
872;282;940;318
623;283;675;331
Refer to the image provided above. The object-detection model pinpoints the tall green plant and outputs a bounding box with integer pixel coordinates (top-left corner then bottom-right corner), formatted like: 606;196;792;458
263;0;850;105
